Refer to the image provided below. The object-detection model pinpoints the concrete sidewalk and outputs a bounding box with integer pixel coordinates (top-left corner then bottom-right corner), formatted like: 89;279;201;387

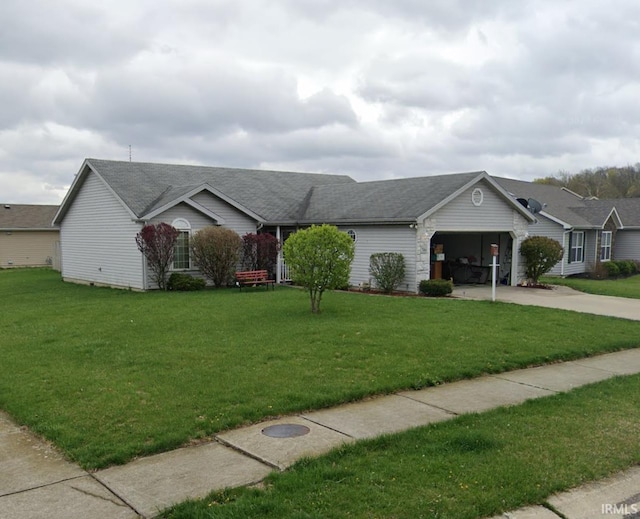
453;284;640;321
2;348;640;519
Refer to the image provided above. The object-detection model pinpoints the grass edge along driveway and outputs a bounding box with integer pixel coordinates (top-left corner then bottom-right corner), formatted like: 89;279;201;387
1;268;640;469
543;273;640;299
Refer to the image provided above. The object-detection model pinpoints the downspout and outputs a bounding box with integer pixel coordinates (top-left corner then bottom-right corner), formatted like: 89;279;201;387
561;229;571;277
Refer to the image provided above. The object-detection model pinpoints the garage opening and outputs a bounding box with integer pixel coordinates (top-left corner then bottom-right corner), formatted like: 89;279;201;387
430;232;513;285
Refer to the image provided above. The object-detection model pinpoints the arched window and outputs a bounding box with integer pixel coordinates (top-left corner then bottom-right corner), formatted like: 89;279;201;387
346;229;357;243
172;219;191;270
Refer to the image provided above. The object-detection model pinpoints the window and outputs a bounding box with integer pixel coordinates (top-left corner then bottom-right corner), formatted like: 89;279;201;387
346;229;357;242
172;219;191;270
600;231;612;262
569;231;584;263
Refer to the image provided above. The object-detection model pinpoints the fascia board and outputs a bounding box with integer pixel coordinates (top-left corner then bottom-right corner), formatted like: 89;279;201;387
182;198;226;224
53;160;138;224
142;184;265;223
538;211;572;229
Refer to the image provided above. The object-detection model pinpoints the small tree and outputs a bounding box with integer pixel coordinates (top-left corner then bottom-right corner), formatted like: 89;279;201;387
241;233;279;278
369;252;406;293
191;226;242;287
283;224;355;313
135;222;180;290
520;236;564;284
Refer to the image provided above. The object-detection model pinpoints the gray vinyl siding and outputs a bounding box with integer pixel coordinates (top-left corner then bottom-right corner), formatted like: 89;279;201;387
190;191;257;236
526;215;568;276
150;203;217;231
431;180;522;231
339;225;416;291
614;230;640;261
59;172;144;289
584;230;599;271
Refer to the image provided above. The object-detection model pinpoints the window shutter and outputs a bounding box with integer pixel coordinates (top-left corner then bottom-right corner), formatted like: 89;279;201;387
568;232;573;264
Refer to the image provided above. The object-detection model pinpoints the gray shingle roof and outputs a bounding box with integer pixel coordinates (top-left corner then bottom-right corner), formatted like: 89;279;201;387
301;172;484;222
592;198;640;227
496;177;640;228
0;204;59;229
85;159;356;222
495;177;601;227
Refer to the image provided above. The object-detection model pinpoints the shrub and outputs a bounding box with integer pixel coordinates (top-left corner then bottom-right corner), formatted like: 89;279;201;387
520;236;564;284
369;253;406;293
167;272;206;291
419;279;453;297
191;226;242;287
603;262;620;278
283;224;355;313
135;223;180;290
617;260;635;276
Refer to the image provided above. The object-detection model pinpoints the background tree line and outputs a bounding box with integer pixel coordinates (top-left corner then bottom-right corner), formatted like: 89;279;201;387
534;164;640;199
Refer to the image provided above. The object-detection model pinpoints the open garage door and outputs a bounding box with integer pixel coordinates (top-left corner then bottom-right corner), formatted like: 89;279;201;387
431;232;513;285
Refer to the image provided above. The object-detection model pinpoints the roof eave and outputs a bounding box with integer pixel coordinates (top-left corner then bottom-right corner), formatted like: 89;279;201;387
293;218;416;226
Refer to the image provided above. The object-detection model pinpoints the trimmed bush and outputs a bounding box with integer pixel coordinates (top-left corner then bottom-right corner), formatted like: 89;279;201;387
369;252;406;293
167;272;206;291
616;260;635;276
283;225;355;313
603;262;620;278
419;279;453;297
520;236;564;284
191;226;242;287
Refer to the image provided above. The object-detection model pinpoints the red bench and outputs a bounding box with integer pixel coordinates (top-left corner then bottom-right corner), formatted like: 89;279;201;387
235;270;275;290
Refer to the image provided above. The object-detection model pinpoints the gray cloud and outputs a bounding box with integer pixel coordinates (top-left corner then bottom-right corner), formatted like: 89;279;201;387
1;0;639;203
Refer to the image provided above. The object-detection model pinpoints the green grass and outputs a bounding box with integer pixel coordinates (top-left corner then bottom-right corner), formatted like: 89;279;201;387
543;274;640;299
161;374;640;519
2;268;640;469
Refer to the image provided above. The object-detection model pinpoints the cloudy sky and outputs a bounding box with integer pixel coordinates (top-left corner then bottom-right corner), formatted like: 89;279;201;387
2;0;639;204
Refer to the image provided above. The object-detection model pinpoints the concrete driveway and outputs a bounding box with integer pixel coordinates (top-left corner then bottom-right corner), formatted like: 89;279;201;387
452;284;640;321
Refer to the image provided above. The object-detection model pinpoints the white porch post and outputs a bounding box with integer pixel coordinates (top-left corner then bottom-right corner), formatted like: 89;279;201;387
415;218;437;292
276;225;282;284
511;213;529;286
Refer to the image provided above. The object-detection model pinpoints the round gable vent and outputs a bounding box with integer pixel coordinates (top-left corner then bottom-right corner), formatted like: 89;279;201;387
471;188;484;206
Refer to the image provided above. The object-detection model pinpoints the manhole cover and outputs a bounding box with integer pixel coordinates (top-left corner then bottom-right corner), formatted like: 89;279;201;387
261;424;310;438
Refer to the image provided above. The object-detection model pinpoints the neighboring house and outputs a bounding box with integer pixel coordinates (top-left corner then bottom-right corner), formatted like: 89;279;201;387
496;178;640;276
598;198;640;262
53;159;535;291
0;204;60;269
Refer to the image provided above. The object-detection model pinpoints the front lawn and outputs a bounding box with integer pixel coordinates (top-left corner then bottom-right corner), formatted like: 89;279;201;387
162;374;640;519
543;274;640;299
2;268;640;469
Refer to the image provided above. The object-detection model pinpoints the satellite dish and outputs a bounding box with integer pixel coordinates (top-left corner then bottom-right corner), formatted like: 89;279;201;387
516;198;528;208
527;198;543;214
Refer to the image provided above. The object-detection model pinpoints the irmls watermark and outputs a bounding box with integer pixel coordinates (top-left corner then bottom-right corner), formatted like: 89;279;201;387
601;502;639;516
